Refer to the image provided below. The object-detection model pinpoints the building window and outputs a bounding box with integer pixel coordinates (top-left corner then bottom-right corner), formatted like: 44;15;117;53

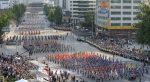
133;0;141;3
2;2;8;4
122;23;131;26
133;12;139;15
123;17;131;20
123;0;131;3
123;12;131;15
111;11;121;15
111;17;121;20
133;6;139;9
111;0;121;3
111;23;121;26
133;17;138;20
111;6;121;9
123;6;131;9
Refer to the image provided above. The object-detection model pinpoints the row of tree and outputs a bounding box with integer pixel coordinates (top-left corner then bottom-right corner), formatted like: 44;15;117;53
136;2;150;45
0;4;26;44
43;5;62;25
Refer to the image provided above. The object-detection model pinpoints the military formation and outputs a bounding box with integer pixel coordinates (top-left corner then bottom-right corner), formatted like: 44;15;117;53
48;52;147;81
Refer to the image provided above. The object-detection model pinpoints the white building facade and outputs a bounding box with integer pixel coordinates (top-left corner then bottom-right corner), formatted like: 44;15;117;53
0;0;26;9
96;0;143;30
65;0;96;25
43;0;55;6
0;0;10;9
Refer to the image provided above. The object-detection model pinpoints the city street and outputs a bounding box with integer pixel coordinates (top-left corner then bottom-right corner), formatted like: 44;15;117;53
1;3;150;82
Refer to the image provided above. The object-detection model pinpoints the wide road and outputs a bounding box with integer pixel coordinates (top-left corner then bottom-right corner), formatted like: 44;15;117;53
2;4;150;82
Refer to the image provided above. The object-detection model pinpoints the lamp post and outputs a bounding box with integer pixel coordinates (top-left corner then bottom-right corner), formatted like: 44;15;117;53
92;13;95;38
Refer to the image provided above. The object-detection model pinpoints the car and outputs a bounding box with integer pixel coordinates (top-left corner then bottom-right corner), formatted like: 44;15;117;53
77;37;84;42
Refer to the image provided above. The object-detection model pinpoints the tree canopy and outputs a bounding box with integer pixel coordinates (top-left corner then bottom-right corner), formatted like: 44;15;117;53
80;12;95;31
12;4;26;25
135;1;150;45
0;4;26;44
43;5;62;25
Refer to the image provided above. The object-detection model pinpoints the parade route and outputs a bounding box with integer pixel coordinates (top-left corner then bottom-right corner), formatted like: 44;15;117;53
1;3;150;82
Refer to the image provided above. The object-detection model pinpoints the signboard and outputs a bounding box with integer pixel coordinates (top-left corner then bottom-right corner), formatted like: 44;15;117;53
100;1;109;8
99;9;108;14
99;0;110;15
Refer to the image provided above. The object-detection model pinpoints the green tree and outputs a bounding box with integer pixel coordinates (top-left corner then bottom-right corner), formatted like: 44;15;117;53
0;11;10;43
43;4;49;16
80;12;95;31
43;5;62;25
48;10;55;22
0;4;26;44
135;2;150;45
12;4;26;25
54;6;62;25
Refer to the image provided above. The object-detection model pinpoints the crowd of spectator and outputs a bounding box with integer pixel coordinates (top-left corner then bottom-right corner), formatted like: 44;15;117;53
86;36;150;63
46;70;85;82
0;54;36;81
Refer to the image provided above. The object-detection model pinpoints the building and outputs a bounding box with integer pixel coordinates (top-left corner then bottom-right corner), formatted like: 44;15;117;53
54;0;59;6
95;0;143;38
0;0;26;9
65;0;96;25
0;0;10;9
43;0;55;6
62;10;71;24
58;0;67;9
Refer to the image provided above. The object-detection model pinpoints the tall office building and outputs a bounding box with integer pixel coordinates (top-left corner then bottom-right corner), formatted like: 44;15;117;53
0;0;11;9
95;0;143;38
66;0;96;25
58;0;66;9
0;0;27;9
43;0;55;6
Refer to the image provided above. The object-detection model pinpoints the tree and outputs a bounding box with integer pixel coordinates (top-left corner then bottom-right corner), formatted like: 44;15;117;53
43;4;49;16
43;5;62;25
54;6;62;25
0;11;12;44
80;11;95;31
0;4;26;44
135;1;150;45
12;4;26;25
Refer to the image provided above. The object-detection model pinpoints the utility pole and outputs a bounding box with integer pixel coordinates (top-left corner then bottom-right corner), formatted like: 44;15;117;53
92;12;95;38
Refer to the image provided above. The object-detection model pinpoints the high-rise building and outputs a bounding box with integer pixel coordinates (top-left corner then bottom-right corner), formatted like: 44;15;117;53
65;0;96;25
95;0;143;38
0;0;10;9
54;0;59;6
43;0;55;6
58;0;66;9
0;0;27;9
